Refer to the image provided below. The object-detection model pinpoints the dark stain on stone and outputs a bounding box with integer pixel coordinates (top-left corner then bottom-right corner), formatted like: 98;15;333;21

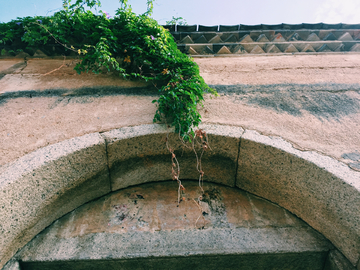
201;187;229;228
201;188;223;204
112;204;129;223
0;86;158;106
341;152;360;161
212;84;360;120
0;61;27;81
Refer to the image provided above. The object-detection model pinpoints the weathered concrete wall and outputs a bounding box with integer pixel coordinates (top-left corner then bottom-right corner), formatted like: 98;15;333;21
1;54;360;269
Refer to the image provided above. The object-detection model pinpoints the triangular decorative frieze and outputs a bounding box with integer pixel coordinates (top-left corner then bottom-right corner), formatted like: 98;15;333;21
224;34;238;43
232;44;248;54
350;44;360;52
301;44;316;52
180;35;194;44
216;46;232;54
306;33;321;41
208;35;223;43
323;32;337;41
288;33;302;41
272;33;286;42
187;47;199;55
194;35;208;44
266;44;281;53
256;34;269;42
338;32;353;41
283;44;298;53
250;45;265;54
318;44;332;52
203;46;215;54
239;34;254;43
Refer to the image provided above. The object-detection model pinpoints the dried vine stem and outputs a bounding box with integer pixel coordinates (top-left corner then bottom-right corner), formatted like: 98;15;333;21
191;129;210;228
165;130;183;205
193;198;206;229
166;125;211;229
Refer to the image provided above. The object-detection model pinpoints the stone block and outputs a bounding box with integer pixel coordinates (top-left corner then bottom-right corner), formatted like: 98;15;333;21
187;47;199;55
242;43;259;53
179;35;194;44
239;34;254;43
249;45;265;54
338;32;353;41
231;44;248;54
265;44;281;53
216;46;232;54
103;124;243;191
272;33;286;42
256;34;270;42
323;32;338;41
324;249;357;270
299;44;316;52
306;33;321;41
208;35;223;44
350;44;360;52
0;133;110;269
203;45;215;54
223;34;237;43
296;30;311;41
288;33;302;41
318;44;333;52
236;130;360;266
194;35;208;44
2;260;20;270
283;44;299;53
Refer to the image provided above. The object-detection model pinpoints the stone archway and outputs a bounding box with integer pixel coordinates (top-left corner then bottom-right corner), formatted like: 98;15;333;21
1;124;359;269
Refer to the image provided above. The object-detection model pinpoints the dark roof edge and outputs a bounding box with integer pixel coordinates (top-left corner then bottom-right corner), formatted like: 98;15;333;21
163;23;360;32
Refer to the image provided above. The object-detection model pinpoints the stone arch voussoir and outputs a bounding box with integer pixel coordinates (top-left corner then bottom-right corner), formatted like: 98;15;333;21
1;124;359;269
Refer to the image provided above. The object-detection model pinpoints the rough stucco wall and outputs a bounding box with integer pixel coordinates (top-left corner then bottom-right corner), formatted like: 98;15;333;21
0;55;359;169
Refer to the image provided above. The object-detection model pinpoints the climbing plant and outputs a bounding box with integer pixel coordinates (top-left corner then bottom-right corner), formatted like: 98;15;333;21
0;0;217;140
0;0;216;214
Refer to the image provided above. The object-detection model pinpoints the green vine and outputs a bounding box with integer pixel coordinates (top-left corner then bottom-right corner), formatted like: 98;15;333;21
0;0;218;140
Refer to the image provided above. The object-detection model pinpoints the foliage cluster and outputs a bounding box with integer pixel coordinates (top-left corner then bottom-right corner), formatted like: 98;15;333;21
0;0;217;139
166;16;188;26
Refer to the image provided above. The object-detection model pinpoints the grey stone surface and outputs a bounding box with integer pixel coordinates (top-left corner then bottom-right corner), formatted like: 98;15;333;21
236;129;360;266
15;181;332;270
102;124;243;191
0;133;110;269
19;228;330;260
324;249;357;270
1;260;20;270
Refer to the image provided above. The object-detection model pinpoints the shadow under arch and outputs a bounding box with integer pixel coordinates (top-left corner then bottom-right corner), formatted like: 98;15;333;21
1;124;359;269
